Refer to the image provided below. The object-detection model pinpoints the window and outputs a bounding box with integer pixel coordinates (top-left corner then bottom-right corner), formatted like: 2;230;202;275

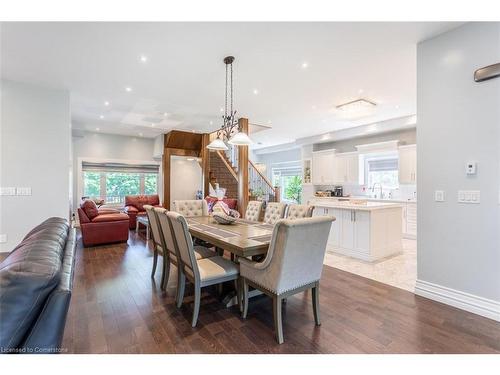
272;165;303;203
364;155;399;189
82;162;159;204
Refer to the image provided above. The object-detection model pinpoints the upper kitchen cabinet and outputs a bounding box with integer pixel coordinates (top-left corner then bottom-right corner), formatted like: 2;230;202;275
312;149;336;185
335;152;359;184
398;144;417;184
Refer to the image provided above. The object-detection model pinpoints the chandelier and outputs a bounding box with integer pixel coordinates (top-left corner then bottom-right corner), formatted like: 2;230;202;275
206;56;252;150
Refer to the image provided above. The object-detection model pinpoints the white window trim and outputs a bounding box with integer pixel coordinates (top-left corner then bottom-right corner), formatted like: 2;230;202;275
77;157;162;207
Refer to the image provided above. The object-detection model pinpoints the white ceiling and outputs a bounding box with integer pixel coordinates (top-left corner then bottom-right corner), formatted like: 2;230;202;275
1;22;460;148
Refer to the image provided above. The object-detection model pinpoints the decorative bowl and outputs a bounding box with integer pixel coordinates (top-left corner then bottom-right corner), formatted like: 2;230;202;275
213;212;237;225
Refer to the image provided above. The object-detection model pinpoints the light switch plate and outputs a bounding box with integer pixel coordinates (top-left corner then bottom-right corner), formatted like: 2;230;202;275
16;187;32;196
0;187;17;196
458;190;480;204
0;234;7;243
435;190;445;202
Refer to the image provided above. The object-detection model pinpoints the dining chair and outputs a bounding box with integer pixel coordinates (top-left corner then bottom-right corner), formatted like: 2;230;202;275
239;216;335;344
167;211;240;327
154;208;216;293
263;202;287;225
144;205;168;290
285;204;315;220
172;200;209;217
245;200;263;221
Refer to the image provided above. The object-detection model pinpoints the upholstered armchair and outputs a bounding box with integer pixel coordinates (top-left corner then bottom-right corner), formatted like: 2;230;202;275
124;194;161;229
245;200;263;221
172;200;209;217
263;202;287;224
285;204;314;220
239;216;335;344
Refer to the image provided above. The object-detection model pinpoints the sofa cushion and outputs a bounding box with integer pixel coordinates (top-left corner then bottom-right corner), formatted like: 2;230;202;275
125;194;160;212
0;218;68;349
205;196;238;212
81;199;99;220
91;213;130;223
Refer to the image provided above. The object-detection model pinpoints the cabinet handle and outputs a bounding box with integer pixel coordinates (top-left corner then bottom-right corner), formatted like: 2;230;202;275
354;211;356;222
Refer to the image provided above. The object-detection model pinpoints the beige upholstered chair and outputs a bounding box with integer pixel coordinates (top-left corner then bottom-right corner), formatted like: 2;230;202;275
245;200;263;221
144;205;168;290
167;211;240;327
240;216;335;344
172;200;208;217
154;208;215;293
285;204;314;220
263;202;287;225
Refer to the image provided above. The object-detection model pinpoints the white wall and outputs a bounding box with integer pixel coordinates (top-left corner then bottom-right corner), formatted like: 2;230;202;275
72;131;158;210
0;80;70;252
416;23;500;319
253;148;302;181
170;156;202;207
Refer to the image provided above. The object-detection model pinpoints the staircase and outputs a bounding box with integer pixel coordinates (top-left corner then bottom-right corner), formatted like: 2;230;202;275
209;151;238;199
248;159;280;203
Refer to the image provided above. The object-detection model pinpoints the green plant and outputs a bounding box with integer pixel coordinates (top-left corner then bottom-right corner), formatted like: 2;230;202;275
285;175;302;203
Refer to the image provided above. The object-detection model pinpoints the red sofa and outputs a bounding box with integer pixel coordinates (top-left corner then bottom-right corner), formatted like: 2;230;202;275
124;194;161;229
77;200;129;247
205;196;238;212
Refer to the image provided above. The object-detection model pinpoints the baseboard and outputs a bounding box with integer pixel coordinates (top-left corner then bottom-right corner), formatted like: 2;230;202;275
415;279;500;322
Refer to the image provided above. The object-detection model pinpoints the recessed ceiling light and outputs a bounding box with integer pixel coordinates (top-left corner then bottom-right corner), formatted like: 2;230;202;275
191;130;196;133
138;132;143;137
358;89;364;94
395;105;400;109
125;87;132;92
163;112;168;117
209;120;213;125
95;127;100;131
104;101;110;106
99;115;104;119
267;120;272;124
253;89;259;95
301;62;309;69
220;107;224;112
140;55;148;63
151;124;155;127
187;158;195;161
312;105;317;110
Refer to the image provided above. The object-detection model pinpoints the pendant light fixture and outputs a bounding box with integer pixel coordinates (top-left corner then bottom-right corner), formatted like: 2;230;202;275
206;56;252;150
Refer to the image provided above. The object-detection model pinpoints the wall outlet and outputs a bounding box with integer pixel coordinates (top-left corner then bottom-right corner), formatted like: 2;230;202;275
435;190;445;202
0;187;17;196
0;234;7;243
458;190;480;204
16;187;32;196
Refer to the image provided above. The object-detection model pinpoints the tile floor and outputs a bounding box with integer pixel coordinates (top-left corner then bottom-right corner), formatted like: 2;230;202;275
324;239;417;292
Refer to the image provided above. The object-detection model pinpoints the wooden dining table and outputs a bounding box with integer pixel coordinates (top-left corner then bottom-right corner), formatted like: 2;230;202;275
186;216;275;307
186;216;274;258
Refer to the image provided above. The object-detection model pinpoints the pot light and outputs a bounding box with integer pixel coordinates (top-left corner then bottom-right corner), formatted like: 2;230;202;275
253;89;259;95
209;120;213;125
125;87;132;92
104;101;110;106
95;127;100;131
140;55;148;63
151;124;155;127
163;112;168;117
301;62;309;69
138;132;143;137
99;115;104;119
187;158;195;161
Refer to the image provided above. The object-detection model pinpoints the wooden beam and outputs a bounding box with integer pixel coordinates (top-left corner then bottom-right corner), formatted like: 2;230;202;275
201;133;210;198
237;118;249;216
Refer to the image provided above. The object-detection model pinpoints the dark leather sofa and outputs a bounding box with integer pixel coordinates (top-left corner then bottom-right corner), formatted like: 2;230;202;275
0;217;76;354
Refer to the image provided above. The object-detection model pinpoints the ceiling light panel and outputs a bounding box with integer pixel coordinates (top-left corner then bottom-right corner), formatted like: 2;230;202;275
336;98;377;119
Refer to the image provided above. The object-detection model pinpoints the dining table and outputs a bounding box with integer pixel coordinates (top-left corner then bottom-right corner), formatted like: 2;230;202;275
186;215;275;306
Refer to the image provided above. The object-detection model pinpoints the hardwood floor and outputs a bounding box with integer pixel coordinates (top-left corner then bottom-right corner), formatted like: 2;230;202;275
61;230;500;354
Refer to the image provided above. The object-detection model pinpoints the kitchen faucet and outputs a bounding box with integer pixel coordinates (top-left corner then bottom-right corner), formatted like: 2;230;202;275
371;183;384;199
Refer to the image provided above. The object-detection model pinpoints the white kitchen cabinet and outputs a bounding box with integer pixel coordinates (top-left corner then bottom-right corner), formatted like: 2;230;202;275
335;152;359;184
398;144;417;184
315;203;403;262
312;150;336;185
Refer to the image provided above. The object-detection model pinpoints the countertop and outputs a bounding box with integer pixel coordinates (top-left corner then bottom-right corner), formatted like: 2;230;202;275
310;198;403;211
311;196;417;204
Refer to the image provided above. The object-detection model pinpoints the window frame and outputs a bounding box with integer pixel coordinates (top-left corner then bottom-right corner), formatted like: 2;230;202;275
363;151;400;190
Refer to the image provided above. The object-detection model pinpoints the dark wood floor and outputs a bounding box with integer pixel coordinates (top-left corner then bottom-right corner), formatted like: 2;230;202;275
61;230;500;354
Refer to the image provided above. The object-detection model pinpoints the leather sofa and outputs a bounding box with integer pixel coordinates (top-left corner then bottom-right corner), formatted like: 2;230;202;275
78;200;129;247
124;194;161;229
0;217;76;354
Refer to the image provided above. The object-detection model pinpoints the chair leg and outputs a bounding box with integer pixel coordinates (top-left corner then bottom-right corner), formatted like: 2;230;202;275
312;283;320;326
151;250;158;278
242;278;249;319
160;256;170;291
191;285;201;327
176;271;186;308
273;295;284;344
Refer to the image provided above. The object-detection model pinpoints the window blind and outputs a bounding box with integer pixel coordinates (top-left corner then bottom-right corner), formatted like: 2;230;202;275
368;158;398;172
82;162;159;174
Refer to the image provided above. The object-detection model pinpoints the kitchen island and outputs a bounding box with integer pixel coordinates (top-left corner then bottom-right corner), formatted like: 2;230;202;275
310;198;403;262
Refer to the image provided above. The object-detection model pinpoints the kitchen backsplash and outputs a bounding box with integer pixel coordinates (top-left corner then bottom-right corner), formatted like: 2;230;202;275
314;183;417;201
